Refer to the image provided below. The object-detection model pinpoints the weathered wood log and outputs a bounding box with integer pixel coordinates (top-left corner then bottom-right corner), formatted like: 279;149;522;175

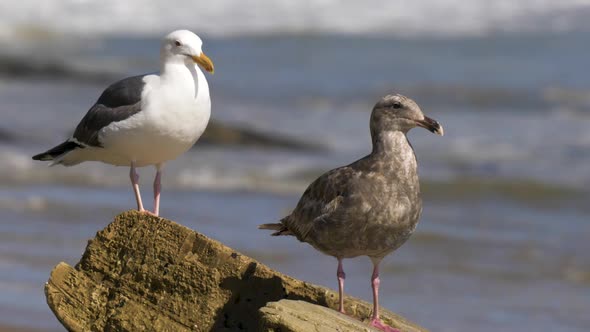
45;211;427;332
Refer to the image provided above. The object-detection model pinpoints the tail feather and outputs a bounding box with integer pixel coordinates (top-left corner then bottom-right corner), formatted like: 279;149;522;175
258;223;294;236
32;140;82;163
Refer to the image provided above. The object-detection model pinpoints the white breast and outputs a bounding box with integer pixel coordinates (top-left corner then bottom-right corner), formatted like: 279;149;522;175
97;63;211;167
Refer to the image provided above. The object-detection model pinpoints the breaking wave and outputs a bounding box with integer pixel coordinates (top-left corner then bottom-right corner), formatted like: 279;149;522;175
1;0;590;40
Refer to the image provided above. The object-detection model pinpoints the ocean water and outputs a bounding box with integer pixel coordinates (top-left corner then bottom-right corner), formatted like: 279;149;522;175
1;4;590;331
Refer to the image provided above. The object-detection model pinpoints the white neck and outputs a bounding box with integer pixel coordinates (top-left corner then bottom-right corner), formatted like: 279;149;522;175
159;58;210;103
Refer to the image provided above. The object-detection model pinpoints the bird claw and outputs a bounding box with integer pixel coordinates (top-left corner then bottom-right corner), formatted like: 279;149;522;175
370;318;400;332
139;209;158;217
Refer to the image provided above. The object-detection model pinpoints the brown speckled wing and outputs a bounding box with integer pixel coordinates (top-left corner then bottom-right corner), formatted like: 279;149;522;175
282;165;358;241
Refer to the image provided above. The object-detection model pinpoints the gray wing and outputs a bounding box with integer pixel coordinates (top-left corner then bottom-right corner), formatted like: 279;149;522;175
73;75;146;147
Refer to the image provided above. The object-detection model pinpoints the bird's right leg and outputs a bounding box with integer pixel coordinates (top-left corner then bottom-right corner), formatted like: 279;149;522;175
152;164;163;216
129;162;146;213
337;258;346;314
369;257;399;332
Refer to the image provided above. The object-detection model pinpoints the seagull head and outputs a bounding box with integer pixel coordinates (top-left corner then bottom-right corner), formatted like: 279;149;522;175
371;94;444;136
161;30;214;74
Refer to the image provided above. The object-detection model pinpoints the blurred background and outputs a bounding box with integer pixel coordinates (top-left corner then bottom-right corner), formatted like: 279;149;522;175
1;1;589;331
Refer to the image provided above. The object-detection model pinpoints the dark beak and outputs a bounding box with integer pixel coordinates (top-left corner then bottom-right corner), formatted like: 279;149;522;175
416;116;444;136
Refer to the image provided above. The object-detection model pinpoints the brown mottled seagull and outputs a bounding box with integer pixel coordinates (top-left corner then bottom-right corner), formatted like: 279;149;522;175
259;94;443;332
32;30;214;216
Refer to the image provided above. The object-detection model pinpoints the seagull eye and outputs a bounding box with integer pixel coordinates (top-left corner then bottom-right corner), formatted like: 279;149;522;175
392;102;402;109
174;40;182;47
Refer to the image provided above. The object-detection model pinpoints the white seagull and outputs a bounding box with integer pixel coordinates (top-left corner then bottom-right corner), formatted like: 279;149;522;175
33;30;215;216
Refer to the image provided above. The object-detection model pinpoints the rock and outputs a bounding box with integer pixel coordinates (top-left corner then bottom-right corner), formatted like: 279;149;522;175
260;299;378;332
197;120;322;151
0;128;15;142
0;54;116;82
45;211;427;332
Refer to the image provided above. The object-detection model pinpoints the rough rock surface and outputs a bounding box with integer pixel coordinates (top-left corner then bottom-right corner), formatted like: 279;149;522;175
260;299;381;332
45;211;427;332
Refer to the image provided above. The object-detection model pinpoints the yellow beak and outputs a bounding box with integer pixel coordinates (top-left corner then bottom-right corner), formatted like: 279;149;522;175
191;52;215;74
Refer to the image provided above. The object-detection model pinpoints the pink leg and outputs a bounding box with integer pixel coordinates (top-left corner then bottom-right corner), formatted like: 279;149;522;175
369;258;399;332
337;258;346;314
129;162;146;212
153;164;162;216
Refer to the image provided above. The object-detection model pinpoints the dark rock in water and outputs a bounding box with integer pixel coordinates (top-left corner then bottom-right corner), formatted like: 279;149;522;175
0;55;68;77
45;211;426;332
0;55;115;82
197;120;322;151
0;128;15;142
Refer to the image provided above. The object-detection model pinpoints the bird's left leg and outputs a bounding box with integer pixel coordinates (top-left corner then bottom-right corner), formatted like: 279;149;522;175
153;163;163;216
337;258;346;314
130;161;147;213
369;257;399;332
